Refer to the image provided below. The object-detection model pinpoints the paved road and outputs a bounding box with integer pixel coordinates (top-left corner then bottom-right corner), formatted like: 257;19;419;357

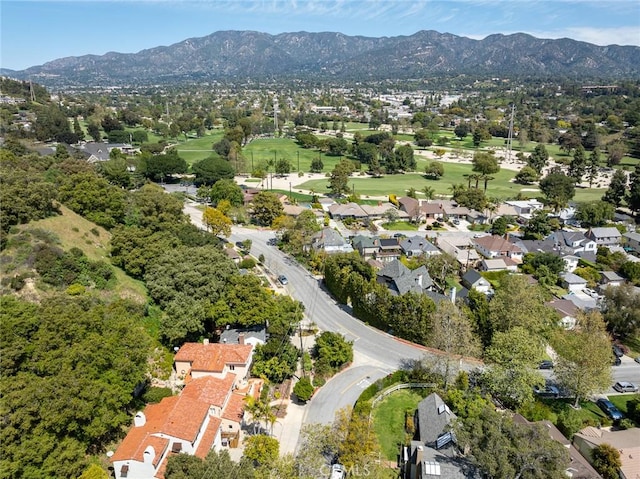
182;200;640;423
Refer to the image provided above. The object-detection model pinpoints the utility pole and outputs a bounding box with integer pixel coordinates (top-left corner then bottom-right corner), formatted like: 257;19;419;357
297;150;300;172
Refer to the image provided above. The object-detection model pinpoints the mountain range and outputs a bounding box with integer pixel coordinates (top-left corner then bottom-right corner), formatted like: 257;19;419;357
3;30;640;86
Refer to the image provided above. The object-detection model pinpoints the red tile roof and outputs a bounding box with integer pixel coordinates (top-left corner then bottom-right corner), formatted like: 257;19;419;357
222;392;246;422
175;343;253;372
112;375;239;464
194;417;222;459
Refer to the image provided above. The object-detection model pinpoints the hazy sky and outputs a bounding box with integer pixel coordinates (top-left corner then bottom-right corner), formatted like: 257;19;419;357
2;0;639;70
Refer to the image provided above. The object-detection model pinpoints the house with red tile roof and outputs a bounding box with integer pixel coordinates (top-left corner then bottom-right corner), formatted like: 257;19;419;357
111;341;258;479
174;339;254;386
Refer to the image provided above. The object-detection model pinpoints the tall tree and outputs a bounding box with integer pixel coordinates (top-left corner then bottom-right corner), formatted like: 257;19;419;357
472;151;500;191
627;164;640;214
568;145;587;184
553;311;612;407
192;154;235;186
251;191;284;227
539;168;575;212
527;144;549;174
602;283;640;339
591;443;622;479
602;169;628;207
328;159;354;196
586;148;601;187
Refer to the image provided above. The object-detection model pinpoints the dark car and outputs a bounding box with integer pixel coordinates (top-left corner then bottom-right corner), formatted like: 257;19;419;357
539;360;554;370
613;344;624;358
533;385;560;398
596;398;623;421
613;356;622;366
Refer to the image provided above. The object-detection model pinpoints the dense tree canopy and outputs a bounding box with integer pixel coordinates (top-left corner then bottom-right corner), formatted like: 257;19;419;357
0;295;152;477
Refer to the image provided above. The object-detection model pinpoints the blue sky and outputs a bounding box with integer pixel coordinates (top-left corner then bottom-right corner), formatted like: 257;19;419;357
2;0;639;70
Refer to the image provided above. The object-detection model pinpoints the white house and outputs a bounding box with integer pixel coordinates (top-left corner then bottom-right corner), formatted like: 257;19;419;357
560;273;588;293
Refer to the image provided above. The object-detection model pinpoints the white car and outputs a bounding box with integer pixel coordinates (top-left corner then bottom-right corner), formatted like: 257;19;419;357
330;464;345;479
613;381;638;393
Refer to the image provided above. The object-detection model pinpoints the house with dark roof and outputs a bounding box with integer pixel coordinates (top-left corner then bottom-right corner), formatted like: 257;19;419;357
400;236;441;258
404;393;480;479
622;231;640;253
376;259;434;296
461;269;492;295
352;234;378;261
546;299;579;329
551;230;597;255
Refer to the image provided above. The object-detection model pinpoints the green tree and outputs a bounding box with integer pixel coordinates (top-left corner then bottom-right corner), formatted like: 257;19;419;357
606;141;627;167
539;168;575;212
575;201;615;228
293;377;314;402
514;165;540;185
192;154;235;186
591;443;622;479
244;435;279;467
553;311;612;407
313;331;353;374
586;148;601;188
568;145;587;183
472;152;500;191
483;327;545;409
454;405;569;479
627;164;640;214
527;144;549;174
602;283;640;339
251;191;284;226
603;169;628;207
395;144;416;171
521;251;565;276
523;209;556;240
209;178;244;207
310;156;324;172
329;159;354;196
275;157;291;176
165;449;255;479
424;160;444;179
490;216;509;236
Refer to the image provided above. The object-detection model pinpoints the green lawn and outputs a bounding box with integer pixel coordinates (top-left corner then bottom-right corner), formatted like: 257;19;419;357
174;130;225;165
372;389;424;460
383;221;419;231
608;393;640;417
244;138;347;173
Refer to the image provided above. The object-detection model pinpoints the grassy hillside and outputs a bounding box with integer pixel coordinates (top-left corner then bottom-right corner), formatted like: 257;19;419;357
1;205;147;303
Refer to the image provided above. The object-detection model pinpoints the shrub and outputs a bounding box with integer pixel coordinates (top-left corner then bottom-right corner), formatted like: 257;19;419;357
143;387;174;404
293;377;314;402
239;257;256;269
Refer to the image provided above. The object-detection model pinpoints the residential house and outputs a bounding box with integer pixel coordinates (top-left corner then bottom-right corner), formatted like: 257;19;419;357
361;202;410;220
461;269;492;295
328;202;368;220
352;235;378;261
513;416;601;479
479;258;518;272
74;141;140;163
560;273;588;294
472;235;523;261
547;299;579;329
622;231;640;253
574;427;640;479
505;199;544;219
219;325;267;348
223;247;241;264
377;238;403;263
111;372;259;479
376;260;434;296
599;271;624;288
421;202;445;222
439;200;471;221
398;197;422;222
400;236;441;258
436;235;481;266
404;393;480;479
174;340;254;385
551;230;597;255
309;228;354;254
586;227;622;246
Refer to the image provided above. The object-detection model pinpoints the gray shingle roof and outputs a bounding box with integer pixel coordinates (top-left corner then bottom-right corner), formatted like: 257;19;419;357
415;393;456;446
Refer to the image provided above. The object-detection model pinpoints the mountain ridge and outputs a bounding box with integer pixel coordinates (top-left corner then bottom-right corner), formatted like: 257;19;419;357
3;30;639;86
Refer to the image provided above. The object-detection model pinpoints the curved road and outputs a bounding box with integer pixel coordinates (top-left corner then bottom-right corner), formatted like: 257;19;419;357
182;201;640;427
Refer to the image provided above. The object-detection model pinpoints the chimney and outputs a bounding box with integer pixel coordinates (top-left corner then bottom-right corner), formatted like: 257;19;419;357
450;287;457;304
238;333;245;345
203;338;209;345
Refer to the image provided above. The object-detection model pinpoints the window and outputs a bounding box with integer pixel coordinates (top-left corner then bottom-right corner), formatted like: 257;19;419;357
229;365;235;370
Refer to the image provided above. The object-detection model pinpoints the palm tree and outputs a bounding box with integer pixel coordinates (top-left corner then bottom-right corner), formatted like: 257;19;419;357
423;186;435;202
482;175;495;191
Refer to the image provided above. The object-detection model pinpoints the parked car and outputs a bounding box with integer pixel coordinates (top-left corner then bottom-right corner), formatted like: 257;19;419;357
613;355;622;366
539;360;554;370
278;274;288;285
533;385;559;398
330;464;345;479
634;356;640;364
596;398;624;421
613;381;639;393
612;344;624;358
